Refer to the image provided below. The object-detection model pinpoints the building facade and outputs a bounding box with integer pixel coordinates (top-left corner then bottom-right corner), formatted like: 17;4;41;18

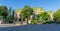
14;7;45;24
14;8;22;24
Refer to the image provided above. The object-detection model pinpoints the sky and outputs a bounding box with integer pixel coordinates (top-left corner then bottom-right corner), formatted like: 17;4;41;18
0;0;60;11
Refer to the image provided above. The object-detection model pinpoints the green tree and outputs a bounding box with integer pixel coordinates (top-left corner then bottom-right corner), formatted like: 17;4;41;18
37;12;50;23
31;12;50;24
6;15;14;23
0;6;8;23
54;9;60;24
6;6;14;24
21;5;33;24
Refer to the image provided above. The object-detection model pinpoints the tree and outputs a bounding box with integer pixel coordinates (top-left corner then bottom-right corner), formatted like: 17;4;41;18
21;5;33;24
6;7;14;24
31;12;50;24
0;6;8;23
6;15;14;23
54;9;60;24
12;10;15;24
41;11;54;24
37;12;50;23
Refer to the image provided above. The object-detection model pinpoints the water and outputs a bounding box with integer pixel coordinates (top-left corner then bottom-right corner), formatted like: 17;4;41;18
0;24;60;31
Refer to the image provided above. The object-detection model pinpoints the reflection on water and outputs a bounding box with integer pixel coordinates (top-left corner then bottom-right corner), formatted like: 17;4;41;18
0;24;60;31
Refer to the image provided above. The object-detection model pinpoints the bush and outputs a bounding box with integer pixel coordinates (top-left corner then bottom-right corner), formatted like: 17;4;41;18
30;21;37;24
56;21;60;24
42;20;54;24
42;20;47;24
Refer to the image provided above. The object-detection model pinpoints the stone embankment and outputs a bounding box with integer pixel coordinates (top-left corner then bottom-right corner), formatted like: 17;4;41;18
0;24;27;27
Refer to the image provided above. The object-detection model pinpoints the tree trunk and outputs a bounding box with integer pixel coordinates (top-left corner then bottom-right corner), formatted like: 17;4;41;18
21;15;23;25
27;18;28;24
13;20;15;24
13;17;16;24
4;18;6;24
27;15;29;24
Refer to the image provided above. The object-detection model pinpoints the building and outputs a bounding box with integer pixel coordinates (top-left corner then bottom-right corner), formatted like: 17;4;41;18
14;7;45;24
48;11;54;20
14;8;22;24
32;7;44;15
31;7;44;20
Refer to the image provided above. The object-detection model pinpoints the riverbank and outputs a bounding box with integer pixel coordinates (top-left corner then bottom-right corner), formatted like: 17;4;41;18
0;24;27;27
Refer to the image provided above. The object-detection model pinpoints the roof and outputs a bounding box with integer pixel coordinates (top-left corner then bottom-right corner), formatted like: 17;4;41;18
32;7;44;11
14;8;22;13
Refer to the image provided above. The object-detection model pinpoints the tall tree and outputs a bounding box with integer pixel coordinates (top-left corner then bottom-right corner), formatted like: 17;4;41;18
12;10;15;24
21;5;33;24
9;6;12;15
0;6;8;23
54;9;60;24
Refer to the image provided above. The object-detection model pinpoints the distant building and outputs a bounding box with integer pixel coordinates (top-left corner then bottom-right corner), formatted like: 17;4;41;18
48;11;54;20
14;8;22;22
27;7;44;23
32;7;44;15
32;7;44;20
14;7;45;24
14;8;26;24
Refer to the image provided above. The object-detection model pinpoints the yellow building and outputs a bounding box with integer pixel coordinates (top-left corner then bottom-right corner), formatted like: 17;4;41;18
32;7;44;15
14;8;27;24
29;7;44;23
14;8;22;19
48;11;54;20
14;8;22;24
14;7;44;24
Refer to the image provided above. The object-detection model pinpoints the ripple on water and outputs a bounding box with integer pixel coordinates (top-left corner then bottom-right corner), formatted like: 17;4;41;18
0;24;60;31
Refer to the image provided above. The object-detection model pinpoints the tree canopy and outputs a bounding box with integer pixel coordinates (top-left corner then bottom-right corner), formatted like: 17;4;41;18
21;5;33;18
54;9;60;24
0;6;8;18
21;5;33;24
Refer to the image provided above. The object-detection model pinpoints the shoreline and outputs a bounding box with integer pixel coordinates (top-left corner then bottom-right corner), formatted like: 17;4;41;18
0;24;25;27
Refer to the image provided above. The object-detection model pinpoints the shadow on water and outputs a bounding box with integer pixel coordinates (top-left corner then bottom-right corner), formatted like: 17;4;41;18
0;24;60;31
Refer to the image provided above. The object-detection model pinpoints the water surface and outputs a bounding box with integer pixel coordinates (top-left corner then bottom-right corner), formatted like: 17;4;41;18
0;24;60;31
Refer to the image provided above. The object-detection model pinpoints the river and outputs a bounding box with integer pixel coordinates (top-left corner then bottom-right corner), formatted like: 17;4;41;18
0;24;60;31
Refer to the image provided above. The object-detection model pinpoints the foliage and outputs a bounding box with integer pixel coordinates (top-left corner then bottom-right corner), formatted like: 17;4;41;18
21;5;33;24
1;5;60;24
54;9;60;24
0;6;8;18
42;20;54;24
21;5;33;18
0;6;9;23
6;15;14;22
30;9;51;24
30;21;37;24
